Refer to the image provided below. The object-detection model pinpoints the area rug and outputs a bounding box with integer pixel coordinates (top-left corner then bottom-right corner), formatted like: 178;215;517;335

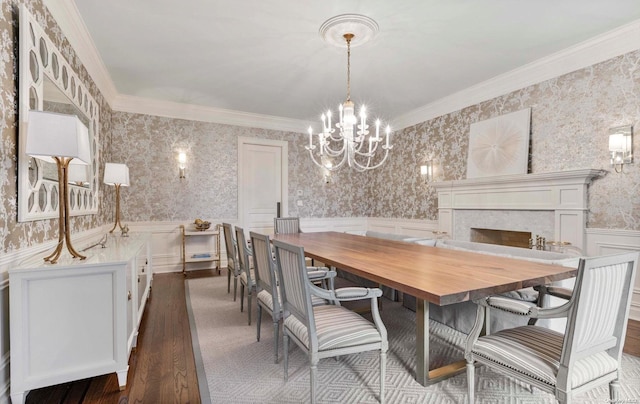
186;275;640;403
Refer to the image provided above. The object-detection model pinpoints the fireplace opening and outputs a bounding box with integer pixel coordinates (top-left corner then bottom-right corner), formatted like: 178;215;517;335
470;228;532;249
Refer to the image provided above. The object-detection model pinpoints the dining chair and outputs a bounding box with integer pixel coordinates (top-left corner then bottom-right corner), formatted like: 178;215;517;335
465;252;639;403
273;217;302;234
235;226;256;325
273;239;388;404
221;222;240;301
250;231;337;363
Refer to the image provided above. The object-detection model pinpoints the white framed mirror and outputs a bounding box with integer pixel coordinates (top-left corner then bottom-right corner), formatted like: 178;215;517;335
18;5;99;222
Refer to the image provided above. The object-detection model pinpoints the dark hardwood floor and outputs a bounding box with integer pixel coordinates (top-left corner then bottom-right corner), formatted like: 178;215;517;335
23;269;640;403
25;271;215;404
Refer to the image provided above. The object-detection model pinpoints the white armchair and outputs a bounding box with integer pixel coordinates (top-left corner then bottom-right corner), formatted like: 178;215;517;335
465;252;639;403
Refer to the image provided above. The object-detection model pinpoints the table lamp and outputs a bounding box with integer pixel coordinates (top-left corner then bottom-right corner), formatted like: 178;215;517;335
26;110;91;263
104;162;130;233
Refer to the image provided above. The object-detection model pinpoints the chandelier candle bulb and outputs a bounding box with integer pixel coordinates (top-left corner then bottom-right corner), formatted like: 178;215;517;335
308;127;313;148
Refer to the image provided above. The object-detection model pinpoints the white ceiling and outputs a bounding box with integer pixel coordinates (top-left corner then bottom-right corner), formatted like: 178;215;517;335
48;1;640;131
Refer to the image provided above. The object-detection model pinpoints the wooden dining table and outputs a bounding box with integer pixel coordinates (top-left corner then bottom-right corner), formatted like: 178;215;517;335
272;231;577;386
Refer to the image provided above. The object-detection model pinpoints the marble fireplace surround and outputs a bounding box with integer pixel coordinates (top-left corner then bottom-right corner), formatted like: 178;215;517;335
432;169;606;252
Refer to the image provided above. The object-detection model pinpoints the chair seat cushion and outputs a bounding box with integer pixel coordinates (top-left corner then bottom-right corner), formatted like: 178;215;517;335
257;289;277;311
473;326;619;388
284;304;381;351
240;270;255;287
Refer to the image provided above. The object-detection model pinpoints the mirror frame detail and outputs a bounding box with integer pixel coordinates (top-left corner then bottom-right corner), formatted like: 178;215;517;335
18;5;100;221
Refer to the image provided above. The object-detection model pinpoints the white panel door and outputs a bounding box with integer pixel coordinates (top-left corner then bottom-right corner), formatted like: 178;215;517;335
239;138;288;235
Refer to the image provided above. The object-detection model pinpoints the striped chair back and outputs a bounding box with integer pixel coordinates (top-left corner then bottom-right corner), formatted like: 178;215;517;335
250;232;278;299
561;252;638;373
222;223;238;274
273;239;315;341
274;217;301;234
234;226;252;281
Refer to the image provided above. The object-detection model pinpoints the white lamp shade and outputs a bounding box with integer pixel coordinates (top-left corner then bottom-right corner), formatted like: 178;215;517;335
68;164;89;183
26;110;90;165
104;163;130;186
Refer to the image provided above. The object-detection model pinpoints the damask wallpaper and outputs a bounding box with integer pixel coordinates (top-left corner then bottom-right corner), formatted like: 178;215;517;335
0;0;112;255
370;50;640;230
108;112;372;222
1;1;638;258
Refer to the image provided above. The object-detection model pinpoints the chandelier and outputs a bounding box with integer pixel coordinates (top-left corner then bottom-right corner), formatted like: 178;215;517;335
305;15;392;172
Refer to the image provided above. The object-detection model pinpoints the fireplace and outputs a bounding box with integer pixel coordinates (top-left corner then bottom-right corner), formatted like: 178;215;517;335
432;169;604;252
470;228;531;249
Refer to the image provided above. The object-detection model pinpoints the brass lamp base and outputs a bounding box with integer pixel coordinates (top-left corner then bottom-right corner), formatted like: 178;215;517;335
45;157;86;264
109;183;125;233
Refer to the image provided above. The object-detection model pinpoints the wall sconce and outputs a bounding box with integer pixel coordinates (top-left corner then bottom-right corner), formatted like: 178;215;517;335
67;164;89;186
178;152;187;178
609;125;633;172
420;161;433;182
26;110;91;263
104;162;130;233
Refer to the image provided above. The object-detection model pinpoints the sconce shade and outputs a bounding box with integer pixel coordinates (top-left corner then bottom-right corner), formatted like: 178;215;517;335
68;164;89;184
104;163;130;186
26;110;90;165
609;133;626;152
420;161;434;181
608;125;633;172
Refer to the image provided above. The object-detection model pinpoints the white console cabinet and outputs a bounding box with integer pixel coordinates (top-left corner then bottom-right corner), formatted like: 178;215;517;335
9;233;152;404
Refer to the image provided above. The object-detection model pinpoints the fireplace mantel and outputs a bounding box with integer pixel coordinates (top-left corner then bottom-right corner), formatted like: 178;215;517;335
432;169;606;250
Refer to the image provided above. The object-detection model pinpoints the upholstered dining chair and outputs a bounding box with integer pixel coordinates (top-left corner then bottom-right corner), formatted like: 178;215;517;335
465;252;639;403
250;231;336;363
221;222;240;301
273;217;302;234
234;226;256;325
273;239;388;404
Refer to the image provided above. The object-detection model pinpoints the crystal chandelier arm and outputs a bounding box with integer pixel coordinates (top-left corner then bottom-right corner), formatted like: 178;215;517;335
350;146;391;171
322;139;347;156
307;148;347;171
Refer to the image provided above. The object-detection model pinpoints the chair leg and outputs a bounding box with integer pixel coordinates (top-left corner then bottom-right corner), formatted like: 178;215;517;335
310;363;317;404
273;320;279;364
609;379;620;402
227;269;231;293
380;351;386;404
233;277;238;301
256;306;262;341
466;360;475;404
247;289;252;325
283;333;289;382
240;284;245;312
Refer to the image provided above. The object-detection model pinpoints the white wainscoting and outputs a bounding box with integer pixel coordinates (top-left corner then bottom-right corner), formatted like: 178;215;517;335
586;228;640;321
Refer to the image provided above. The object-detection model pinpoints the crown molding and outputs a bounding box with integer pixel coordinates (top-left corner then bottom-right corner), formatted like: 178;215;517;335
392;19;640;131
43;0;118;103
112;95;312;133
41;1;640;134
